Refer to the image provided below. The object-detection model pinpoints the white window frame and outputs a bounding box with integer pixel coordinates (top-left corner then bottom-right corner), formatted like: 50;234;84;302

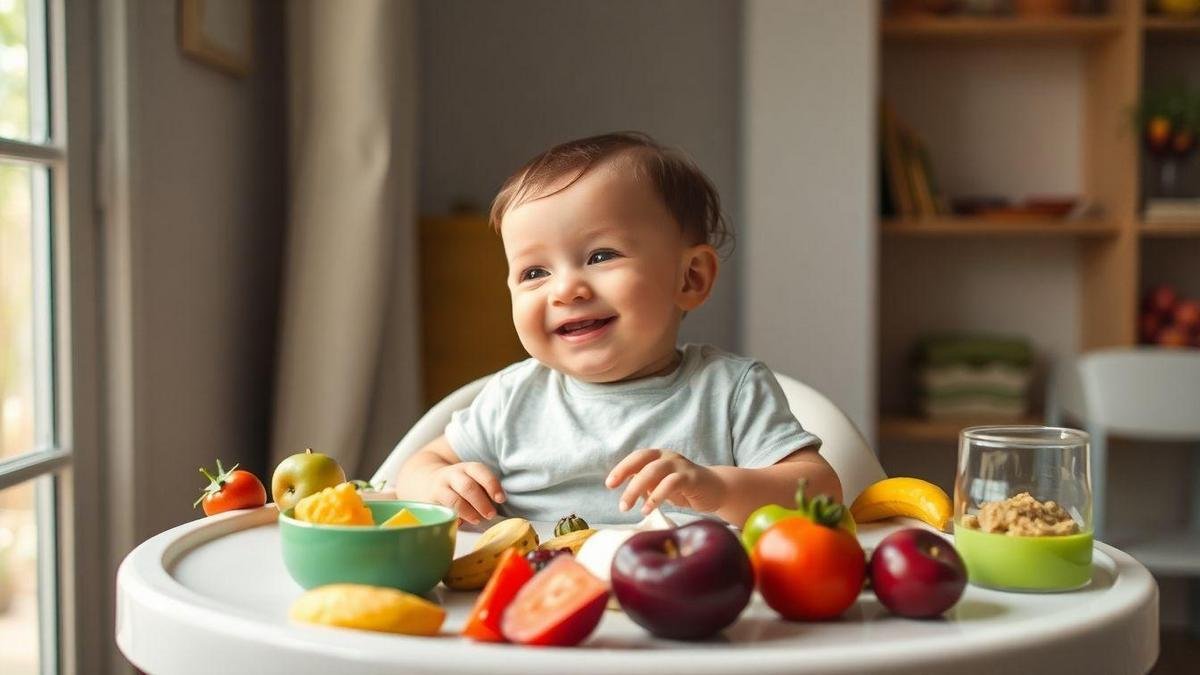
0;1;106;674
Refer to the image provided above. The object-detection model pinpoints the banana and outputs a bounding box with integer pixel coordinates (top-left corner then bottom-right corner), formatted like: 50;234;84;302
850;477;952;532
443;518;539;590
538;528;597;555
289;583;445;635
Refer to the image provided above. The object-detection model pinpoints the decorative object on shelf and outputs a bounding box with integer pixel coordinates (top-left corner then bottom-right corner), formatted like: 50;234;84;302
880;101;948;219
1144;197;1200;224
1137;85;1199;199
1139;284;1200;348
179;0;253;78
886;0;963;15
1154;0;1200;18
912;335;1034;420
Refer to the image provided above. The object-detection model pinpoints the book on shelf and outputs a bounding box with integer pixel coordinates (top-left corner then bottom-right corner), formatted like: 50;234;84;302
879;100;947;220
1144;198;1200;224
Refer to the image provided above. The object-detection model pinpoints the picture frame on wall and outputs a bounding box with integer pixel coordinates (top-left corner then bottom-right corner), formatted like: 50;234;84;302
178;0;253;78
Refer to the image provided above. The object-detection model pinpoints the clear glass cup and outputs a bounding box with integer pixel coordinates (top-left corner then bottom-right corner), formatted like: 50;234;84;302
953;426;1093;592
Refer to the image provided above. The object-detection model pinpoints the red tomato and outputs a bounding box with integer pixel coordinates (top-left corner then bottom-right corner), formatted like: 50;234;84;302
462;548;535;642
194;460;267;516
501;556;608;646
753;516;865;621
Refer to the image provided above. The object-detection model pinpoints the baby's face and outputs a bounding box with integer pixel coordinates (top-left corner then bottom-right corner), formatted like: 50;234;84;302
501;158;692;383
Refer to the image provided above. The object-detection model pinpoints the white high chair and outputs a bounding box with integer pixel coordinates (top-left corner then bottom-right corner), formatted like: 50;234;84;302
373;369;886;506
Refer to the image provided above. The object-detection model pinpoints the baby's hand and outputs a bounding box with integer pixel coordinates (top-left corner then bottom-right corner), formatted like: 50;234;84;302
605;449;727;515
429;462;505;525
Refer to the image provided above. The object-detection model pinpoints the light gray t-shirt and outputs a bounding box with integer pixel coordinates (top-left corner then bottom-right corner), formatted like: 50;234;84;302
444;344;821;524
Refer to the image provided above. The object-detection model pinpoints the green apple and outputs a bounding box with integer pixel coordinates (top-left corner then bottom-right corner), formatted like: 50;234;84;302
271;448;346;511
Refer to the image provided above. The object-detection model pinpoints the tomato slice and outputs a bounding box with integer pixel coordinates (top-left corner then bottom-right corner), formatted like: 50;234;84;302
461;548;535;642
500;556;608;647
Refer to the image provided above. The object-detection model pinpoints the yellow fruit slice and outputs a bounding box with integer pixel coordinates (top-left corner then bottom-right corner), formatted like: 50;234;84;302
289;583;445;635
538;528;597;555
294;482;374;526
850;477;952;532
443;518;538;590
379;508;421;528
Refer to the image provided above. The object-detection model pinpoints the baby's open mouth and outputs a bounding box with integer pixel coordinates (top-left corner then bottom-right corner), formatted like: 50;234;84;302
555;316;615;336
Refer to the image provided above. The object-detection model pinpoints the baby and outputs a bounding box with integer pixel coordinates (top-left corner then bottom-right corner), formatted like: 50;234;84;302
395;132;841;526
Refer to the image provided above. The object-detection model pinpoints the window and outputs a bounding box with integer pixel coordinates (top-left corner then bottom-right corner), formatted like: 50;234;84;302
0;0;72;673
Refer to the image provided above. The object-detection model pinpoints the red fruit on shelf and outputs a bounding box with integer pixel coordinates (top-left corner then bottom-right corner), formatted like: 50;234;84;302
1139;312;1162;344
1158;325;1192;348
1172;300;1200;332
1144;284;1179;316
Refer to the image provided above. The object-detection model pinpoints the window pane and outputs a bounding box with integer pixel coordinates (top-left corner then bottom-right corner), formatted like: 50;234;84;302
0;475;51;674
1;161;51;460
0;0;48;143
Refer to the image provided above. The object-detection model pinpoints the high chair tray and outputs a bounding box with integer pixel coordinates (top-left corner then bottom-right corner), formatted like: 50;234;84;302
117;506;1159;675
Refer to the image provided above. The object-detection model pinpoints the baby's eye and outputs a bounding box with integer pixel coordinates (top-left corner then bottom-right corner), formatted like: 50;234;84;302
587;250;620;265
520;267;549;282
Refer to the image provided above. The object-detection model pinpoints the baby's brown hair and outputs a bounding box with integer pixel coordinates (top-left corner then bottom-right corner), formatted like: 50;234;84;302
489;132;732;254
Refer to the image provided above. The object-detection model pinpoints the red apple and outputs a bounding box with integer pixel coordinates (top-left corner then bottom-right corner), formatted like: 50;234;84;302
869;528;966;619
1173;300;1200;332
1144;284;1179;316
611;520;754;640
1158;325;1192;348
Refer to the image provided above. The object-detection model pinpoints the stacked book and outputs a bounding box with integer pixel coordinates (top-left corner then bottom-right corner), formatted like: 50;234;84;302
881;100;948;219
1144;198;1200;224
913;335;1033;420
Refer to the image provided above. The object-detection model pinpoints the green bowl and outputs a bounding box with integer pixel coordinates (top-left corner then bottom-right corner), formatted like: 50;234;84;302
279;500;457;594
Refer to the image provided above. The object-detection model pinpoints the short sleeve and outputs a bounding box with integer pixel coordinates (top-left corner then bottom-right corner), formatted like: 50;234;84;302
443;374;508;465
730;363;821;468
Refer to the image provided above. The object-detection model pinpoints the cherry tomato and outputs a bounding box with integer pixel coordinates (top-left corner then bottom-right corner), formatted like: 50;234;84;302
753;516;865;621
501;556;608;646
462;548;535;642
194;460;267;516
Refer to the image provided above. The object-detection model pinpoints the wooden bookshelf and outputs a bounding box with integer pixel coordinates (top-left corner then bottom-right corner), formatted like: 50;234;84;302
879;415;1046;445
882;15;1124;43
1143;16;1200;37
1141;220;1200;237
882;217;1119;238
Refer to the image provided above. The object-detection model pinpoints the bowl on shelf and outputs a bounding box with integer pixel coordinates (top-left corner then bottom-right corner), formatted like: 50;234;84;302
278;500;457;594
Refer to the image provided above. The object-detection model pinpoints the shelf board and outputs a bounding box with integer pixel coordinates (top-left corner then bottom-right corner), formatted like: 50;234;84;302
881;15;1124;43
1144;16;1200;38
1141;220;1200;237
879;415;1045;445
881;216;1119;237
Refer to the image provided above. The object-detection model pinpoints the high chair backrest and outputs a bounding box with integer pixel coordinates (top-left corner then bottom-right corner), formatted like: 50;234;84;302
372;369;886;505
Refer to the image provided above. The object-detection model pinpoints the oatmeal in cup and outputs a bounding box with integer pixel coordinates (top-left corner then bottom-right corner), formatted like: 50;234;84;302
953;426;1093;592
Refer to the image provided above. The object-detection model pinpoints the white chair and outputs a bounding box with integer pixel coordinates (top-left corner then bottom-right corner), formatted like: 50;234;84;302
373;369;886;506
1048;347;1200;569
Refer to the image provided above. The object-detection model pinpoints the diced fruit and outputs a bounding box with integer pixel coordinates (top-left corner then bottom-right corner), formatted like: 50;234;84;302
538;528;597;555
379;508;421;528
443;518;539;590
294;482;374;526
462;548;536;642
271;448;347;512
850;477;952;532
289;583;445;635
611;520;753;640
870;528;966;619
501;557;608;646
554;513;590;537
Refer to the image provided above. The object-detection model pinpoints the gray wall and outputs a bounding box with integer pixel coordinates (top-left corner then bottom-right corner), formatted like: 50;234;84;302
129;0;286;539
418;0;741;349
741;0;877;437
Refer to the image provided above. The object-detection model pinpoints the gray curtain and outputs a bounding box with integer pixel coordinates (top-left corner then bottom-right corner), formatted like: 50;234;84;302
272;0;421;479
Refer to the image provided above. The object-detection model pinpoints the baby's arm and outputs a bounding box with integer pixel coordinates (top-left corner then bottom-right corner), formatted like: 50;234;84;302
393;434;506;524
709;447;842;526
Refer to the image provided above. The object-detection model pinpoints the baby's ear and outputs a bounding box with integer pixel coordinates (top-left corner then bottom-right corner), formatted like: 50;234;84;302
677;244;719;311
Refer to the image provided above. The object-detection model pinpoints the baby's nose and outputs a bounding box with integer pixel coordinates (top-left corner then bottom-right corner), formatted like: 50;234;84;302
552;273;592;304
